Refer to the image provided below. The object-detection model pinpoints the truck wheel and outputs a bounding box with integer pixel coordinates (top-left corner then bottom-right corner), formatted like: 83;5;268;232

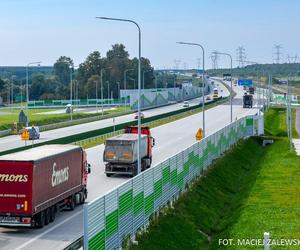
79;191;86;204
35;211;45;228
69;196;75;211
50;206;56;222
132;167;137;177
44;208;50;225
106;173;112;177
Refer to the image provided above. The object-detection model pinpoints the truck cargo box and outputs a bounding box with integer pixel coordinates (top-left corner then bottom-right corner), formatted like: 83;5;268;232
104;134;148;164
0;145;86;220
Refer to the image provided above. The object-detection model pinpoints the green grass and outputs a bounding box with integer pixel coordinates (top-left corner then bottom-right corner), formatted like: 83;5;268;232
227;138;300;250
264;107;298;138
0;106;128;131
130;137;300;250
130;138;266;250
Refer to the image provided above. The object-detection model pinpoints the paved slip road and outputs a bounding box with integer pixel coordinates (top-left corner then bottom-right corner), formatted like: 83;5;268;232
0;80;227;154
0;80;246;250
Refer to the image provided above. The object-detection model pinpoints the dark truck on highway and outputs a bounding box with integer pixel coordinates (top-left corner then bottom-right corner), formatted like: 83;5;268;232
0;145;91;228
243;93;253;108
104;126;155;177
249;87;255;95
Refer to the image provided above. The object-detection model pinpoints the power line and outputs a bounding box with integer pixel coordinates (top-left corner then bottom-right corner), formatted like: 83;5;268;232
183;62;188;70
210;51;219;69
287;54;297;64
236;46;246;67
174;59;181;70
273;44;283;64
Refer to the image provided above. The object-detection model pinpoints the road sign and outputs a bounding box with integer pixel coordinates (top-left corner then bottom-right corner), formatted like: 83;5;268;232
21;128;29;141
238;79;253;87
196;128;203;140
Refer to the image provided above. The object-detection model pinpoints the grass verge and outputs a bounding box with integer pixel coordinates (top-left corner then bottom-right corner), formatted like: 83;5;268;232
264;107;298;138
130;137;300;250
0;106;129;131
129;137;266;250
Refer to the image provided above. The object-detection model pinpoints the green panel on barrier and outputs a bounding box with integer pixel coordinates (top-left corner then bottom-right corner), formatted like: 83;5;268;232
133;192;144;215
198;156;204;169
246;118;253;126
170;169;177;185
119;190;133;217
162;166;170;185
105;210;118;238
89;229;105;250
85;117;255;250
145;193;154;215
154;179;162;200
177;171;184;189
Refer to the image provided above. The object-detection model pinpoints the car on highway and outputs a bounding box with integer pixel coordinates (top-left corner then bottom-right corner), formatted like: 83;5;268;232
134;112;145;119
213;94;219;100
183;101;190;107
23;126;40;140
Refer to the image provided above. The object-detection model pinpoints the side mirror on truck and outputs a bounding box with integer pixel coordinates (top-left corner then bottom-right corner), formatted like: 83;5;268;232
86;163;91;174
151;137;155;147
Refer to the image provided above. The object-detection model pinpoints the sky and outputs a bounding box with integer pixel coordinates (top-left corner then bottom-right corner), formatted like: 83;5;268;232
0;0;300;69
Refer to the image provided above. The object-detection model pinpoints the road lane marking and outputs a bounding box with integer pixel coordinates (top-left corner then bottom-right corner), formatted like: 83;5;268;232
15;210;82;250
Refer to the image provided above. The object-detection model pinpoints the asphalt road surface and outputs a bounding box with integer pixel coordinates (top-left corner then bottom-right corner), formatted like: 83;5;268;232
0;81;227;154
0;80;259;250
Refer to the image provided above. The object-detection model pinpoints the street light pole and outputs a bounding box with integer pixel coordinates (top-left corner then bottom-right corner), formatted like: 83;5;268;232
69;66;73;120
177;42;206;137
101;67;112;116
116;82;120;99
287;76;293;151
142;69;152;90
124;69;134;111
26;61;41;127
11;76;16;109
213;51;233;122
244;60;266;117
96;16;143;175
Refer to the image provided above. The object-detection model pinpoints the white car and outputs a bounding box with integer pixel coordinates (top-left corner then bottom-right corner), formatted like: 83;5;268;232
183;101;189;107
23;126;40;140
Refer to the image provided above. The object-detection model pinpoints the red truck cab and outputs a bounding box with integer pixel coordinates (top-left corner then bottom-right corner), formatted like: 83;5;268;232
124;126;155;162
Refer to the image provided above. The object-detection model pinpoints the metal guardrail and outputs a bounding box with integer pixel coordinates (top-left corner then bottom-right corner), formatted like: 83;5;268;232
64;236;83;250
83;115;260;250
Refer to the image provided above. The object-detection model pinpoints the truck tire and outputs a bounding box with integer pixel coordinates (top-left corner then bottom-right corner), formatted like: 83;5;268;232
44;208;50;225
106;173;112;177
50;206;56;222
79;191;85;204
35;211;45;228
132;166;138;177
69;196;75;211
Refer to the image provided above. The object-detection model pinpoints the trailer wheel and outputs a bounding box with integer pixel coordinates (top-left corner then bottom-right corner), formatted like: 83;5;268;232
132;167;137;177
79;191;86;204
69;196;75;211
35;211;45;228
50;206;56;222
44;208;50;225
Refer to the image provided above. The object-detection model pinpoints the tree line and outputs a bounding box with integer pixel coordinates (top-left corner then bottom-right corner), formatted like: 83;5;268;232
0;44;157;102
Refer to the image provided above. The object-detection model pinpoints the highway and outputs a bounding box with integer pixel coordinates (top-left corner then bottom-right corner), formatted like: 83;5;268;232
0;82;224;154
0;80;258;250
